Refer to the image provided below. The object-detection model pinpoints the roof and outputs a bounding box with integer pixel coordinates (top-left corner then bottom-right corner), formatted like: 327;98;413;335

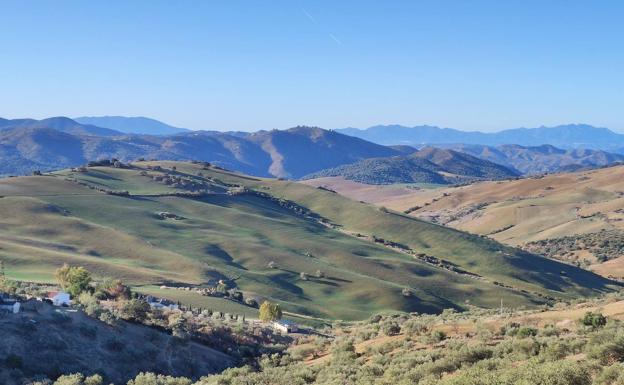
46;291;69;299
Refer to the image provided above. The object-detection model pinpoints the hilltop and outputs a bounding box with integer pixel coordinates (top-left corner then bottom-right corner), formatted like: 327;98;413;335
75;116;190;135
303;147;519;185
0;161;617;320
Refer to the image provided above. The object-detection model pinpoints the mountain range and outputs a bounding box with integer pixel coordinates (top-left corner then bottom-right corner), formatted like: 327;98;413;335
303;147;519;184
2;116;624;181
441;144;624;175
338;124;624;152
74;116;190;135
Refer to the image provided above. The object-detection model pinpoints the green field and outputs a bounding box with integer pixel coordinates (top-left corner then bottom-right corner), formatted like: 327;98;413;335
0;161;617;320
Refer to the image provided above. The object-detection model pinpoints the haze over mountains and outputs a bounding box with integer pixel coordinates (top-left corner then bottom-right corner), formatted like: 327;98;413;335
338;124;624;153
1;116;624;181
75;116;190;135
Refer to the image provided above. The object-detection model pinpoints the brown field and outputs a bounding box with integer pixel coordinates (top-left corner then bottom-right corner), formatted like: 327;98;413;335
303;166;624;278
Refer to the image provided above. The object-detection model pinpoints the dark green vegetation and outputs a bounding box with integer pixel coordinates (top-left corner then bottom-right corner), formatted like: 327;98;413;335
0;161;617;320
304;147;519;184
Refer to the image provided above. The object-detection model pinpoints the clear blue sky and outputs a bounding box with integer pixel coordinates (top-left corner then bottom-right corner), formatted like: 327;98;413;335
1;0;622;132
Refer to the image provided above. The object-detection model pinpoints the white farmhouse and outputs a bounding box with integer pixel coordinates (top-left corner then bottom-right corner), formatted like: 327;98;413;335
47;291;71;306
272;319;298;333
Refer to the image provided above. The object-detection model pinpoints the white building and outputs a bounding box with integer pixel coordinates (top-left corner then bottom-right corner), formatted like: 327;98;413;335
272;319;298;333
146;296;179;311
47;291;71;306
0;298;20;314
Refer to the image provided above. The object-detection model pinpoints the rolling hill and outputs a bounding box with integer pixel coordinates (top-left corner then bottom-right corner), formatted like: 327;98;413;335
0;161;616;320
338;124;624;152
303;147;519;184
308;165;624;280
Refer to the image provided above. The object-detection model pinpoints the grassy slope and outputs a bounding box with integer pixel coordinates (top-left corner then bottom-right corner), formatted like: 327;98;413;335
0;162;616;320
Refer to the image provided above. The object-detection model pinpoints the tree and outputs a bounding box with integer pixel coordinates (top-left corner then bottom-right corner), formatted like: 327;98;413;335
55;264;92;297
259;301;282;322
122;299;151;322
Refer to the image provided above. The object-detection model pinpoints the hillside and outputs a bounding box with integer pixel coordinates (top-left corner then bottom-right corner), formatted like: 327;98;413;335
303;147;519;185
0;300;232;384
338;124;624;152
0;161;615;320
444;143;624;175
312;165;624;279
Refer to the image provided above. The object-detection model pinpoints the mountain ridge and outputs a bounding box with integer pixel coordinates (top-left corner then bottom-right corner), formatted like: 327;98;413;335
303;147;520;184
337;124;624;152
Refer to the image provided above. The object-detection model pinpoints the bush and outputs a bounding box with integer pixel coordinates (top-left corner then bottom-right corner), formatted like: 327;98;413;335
382;322;401;336
580;311;607;329
517;326;538;338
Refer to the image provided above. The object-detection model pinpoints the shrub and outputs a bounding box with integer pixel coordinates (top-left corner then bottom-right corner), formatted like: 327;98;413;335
121;299;150;322
580;311;607;329
517;326;538;338
382;322;401;336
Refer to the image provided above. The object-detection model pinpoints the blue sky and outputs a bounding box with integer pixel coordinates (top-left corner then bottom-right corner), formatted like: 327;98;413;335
1;1;622;132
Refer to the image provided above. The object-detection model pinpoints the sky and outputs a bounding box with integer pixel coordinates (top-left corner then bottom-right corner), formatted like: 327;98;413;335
0;0;623;132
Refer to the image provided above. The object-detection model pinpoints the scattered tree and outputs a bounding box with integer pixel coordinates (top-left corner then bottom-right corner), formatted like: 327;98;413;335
259;301;282;322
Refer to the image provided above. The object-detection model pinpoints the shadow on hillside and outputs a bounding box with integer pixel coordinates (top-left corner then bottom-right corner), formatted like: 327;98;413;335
508;250;621;293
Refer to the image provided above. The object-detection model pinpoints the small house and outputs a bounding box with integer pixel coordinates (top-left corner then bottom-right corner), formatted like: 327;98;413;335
47;291;71;306
0;297;20;314
272;319;298;333
146;296;179;311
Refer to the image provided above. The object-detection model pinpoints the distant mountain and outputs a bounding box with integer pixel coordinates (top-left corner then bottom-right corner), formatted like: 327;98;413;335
337;124;624;152
244;126;400;178
0;117;122;136
303;147;519;185
75;116;190;135
0;119;404;178
442;144;624;175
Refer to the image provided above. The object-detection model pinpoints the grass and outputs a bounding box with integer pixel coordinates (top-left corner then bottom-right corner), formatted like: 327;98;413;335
0;161;617;320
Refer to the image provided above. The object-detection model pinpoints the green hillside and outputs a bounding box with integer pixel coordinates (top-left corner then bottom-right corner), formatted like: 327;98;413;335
0;161;617;320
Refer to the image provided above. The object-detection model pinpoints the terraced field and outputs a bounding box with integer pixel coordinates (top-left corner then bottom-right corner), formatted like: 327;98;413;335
0;162;616;320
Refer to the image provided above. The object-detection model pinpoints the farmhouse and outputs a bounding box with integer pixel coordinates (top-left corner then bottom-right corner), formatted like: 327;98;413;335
0;296;20;314
146;296;179;311
272;319;298;333
46;291;71;306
